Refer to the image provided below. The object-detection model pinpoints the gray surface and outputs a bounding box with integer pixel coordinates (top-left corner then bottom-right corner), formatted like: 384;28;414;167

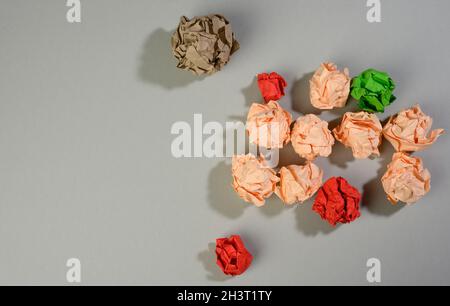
0;0;449;285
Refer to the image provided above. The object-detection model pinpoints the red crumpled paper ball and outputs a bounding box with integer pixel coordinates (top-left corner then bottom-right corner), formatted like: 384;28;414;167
215;235;253;276
312;177;361;226
257;72;287;102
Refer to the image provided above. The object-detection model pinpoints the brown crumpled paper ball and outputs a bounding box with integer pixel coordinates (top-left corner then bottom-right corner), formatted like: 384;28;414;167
171;14;240;76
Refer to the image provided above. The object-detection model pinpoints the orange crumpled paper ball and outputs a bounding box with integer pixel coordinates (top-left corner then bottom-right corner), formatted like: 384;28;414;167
381;152;431;204
310;62;350;110
291;114;335;160
275;162;323;205
246;101;292;149
333;111;383;159
232;154;279;206
383;104;444;152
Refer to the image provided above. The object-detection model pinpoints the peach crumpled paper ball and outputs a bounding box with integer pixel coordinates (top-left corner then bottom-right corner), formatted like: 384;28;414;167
383;104;444;152
333;111;383;159
232;154;279;206
310;62;350;110
381;152;431;204
246;100;292;149
291;114;335;160
275;162;323;205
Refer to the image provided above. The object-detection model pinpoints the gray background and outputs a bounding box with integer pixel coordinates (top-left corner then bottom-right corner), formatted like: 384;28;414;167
0;0;449;285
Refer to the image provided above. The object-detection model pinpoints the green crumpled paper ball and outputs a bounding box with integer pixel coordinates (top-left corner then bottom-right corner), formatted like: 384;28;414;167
350;68;396;113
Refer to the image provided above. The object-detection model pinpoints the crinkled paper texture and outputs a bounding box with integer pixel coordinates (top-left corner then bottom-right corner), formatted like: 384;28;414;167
381;152;430;204
383;104;444;152
291;114;335;160
333;111;382;159
310;62;350;109
312;177;361;226
257;72;287;102
216;235;253;276
275;162;323;205
246;101;292;149
232;154;279;206
171;14;239;75
351;68;396;113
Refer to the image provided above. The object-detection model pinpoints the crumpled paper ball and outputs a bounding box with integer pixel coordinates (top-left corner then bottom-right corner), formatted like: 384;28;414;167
216;235;253;276
381;152;431;204
232;154;279;206
246;101;292;149
351;68;396;113
383;104;444;152
291;114;335;160
333;111;383;159
257;72;287;102
171;14;239;75
275;162;323;205
312;177;361;226
310;62;350;109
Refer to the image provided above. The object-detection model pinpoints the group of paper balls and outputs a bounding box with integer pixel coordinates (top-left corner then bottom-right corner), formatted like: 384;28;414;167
231;65;444;226
170;14;444;277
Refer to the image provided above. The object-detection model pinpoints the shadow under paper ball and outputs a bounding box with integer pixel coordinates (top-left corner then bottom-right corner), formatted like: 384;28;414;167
137;28;201;89
327;116;355;169
295;199;339;236
277;142;306;168
258;196;285;218
327;142;355;169
208;161;249;219
241;77;261;106
362;141;404;216
198;243;231;282
291;72;322;115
